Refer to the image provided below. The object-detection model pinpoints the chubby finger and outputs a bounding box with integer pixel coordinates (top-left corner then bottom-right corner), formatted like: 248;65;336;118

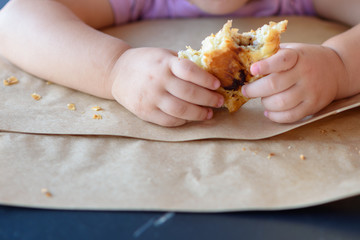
251;48;298;76
242;71;297;98
166;77;224;108
170;57;220;90
129;101;187;127
264;102;311;123
146;110;187;127
261;84;304;112
157;93;213;121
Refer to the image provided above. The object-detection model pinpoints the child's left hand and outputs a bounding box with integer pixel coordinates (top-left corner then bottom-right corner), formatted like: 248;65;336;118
242;43;348;123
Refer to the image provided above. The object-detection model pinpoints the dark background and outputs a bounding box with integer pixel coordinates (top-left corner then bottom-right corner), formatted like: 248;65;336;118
1;197;360;240
1;0;360;239
0;0;7;8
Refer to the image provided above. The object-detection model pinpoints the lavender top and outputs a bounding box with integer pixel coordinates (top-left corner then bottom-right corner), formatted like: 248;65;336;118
109;0;315;25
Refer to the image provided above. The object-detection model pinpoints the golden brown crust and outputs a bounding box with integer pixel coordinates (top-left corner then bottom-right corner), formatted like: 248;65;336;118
178;20;288;113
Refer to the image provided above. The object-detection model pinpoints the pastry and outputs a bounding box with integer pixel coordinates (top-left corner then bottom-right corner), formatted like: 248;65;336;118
178;20;288;112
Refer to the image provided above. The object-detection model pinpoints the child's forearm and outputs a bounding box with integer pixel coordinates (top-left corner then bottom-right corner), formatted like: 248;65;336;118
322;24;360;99
0;0;130;99
314;0;360;99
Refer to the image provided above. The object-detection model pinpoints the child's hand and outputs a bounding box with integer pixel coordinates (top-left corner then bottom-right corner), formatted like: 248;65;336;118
111;47;224;127
242;43;348;123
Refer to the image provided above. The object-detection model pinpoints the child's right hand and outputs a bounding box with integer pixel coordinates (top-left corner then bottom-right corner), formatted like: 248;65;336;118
110;47;224;127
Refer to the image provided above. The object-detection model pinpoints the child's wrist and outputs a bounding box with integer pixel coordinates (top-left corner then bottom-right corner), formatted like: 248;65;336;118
321;44;350;100
107;46;132;100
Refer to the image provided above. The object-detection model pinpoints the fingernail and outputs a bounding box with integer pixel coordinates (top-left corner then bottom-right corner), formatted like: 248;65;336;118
241;86;248;98
207;109;213;120
217;96;224;108
213;79;221;89
264;111;269;118
251;64;260;76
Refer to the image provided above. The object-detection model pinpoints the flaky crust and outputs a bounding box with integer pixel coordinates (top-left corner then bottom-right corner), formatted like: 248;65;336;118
178;20;288;112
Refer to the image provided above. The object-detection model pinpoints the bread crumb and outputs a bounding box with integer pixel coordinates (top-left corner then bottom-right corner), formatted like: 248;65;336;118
3;76;19;86
242;147;246;151
41;188;52;197
319;129;327;134
67;103;76;111
92;114;102;120
31;93;41;100
46;81;53;85
299;154;306;160
267;153;275;159
91;106;103;111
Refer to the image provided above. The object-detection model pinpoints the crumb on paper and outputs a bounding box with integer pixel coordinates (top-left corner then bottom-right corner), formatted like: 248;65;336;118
31;93;41;101
67;103;76;111
319;129;327;134
242;147;246;151
267;153;275;159
288;145;292;150
3;76;19;86
46;81;53;85
41;188;52;197
91;106;103;111
299;154;306;160
92;114;102;120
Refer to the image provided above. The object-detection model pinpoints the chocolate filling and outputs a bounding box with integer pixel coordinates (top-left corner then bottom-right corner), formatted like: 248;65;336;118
223;69;246;91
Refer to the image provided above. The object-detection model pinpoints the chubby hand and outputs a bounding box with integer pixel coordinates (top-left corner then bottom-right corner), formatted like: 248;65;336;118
111;47;224;127
242;43;347;123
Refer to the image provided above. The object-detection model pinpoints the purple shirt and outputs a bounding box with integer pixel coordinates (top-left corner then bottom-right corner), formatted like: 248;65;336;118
109;0;315;25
